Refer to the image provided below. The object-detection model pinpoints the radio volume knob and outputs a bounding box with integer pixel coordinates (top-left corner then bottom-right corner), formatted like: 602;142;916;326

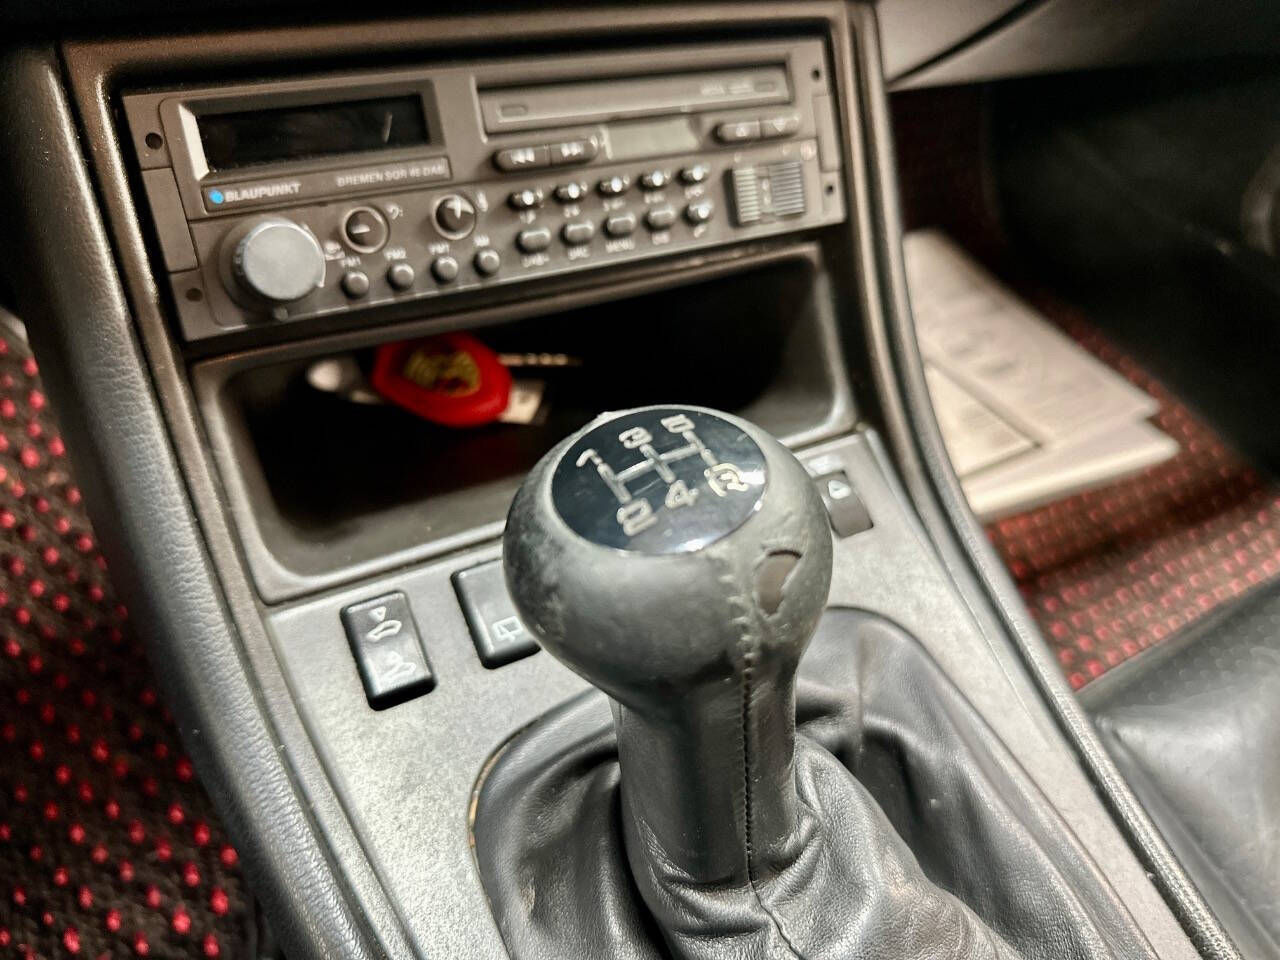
226;217;326;307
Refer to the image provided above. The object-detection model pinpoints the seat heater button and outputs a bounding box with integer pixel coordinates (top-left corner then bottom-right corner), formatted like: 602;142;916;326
341;591;435;707
715;119;760;144
604;212;637;237
562;220;596;246
453;560;539;668
386;262;415;291
813;470;873;538
645;205;676;231
340;270;370;298
516;227;553;253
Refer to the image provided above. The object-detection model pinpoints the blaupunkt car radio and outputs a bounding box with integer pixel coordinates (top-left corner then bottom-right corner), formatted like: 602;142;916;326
123;38;845;340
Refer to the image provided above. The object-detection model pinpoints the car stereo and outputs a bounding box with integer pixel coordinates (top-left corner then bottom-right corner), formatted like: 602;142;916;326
123;38;845;341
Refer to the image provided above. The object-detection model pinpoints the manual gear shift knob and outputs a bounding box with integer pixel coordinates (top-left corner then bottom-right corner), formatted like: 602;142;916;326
503;405;832;885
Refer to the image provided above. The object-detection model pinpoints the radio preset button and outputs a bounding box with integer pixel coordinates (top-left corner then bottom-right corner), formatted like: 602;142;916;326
341;206;389;253
715;120;761;144
597;175;630;197
760;113;801;139
516;227;553;253
554;181;589;204
604;212;637;238
431;256;460;283
679;163;711;184
638;169;670;191
562;221;596;246
549;138;599;166
685;200;715;224
508;188;545;211
341;270;371;299
434;194;477;239
386;262;416;291
474;248;502;277
493;145;551;172
645;206;677;231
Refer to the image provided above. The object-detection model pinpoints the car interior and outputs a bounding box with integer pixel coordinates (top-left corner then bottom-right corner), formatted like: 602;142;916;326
0;1;1277;958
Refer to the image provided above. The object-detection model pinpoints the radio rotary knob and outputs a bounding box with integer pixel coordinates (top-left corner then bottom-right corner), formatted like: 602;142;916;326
224;217;326;307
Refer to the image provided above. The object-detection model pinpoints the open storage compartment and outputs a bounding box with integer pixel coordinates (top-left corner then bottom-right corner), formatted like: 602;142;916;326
197;248;855;600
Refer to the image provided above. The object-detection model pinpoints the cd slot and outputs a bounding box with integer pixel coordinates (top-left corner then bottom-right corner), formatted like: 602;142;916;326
478;65;790;133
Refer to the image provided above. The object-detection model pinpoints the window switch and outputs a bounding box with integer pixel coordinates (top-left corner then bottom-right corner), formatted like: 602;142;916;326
453;560;540;668
341;592;435;708
813;471;873;538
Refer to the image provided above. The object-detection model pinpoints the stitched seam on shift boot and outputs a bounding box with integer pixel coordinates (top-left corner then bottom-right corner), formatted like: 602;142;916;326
723;562;805;960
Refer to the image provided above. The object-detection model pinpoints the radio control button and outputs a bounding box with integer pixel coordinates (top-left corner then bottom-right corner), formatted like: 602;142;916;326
685;200;715;225
386;262;415;291
341;270;371;299
554;181;589;204
493;145;550;172
474;248;502;277
597;174;630;197
561;221;595;246
644;205;677;231
227;217;326;306
434;194;477;239
431;255;460;283
760;113;801;139
604;212;637;238
638;169;670;191
715;120;761;144
516;227;553;253
679;163;711;184
549;138;599;166
508;188;545;211
341;206;389;253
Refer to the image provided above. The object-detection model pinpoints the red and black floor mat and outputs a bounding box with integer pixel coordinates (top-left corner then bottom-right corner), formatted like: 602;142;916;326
986;301;1280;690
0;328;255;959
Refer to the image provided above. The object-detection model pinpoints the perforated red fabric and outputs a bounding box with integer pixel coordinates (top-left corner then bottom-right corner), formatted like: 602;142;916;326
987;306;1280;690
0;330;254;959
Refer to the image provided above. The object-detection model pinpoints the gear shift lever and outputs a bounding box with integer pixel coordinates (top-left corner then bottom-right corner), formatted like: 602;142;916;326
503;405;832;887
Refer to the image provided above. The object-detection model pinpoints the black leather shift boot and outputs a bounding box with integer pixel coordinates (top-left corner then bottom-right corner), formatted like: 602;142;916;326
473;608;1157;960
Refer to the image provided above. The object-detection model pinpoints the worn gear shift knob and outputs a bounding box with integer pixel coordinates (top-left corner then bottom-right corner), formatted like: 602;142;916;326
503;405;832;886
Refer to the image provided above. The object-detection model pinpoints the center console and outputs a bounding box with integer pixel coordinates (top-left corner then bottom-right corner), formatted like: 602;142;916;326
0;4;1210;959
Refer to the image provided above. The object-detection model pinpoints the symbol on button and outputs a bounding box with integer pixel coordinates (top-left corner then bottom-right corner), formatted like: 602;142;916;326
826;476;853;501
342;206;389;253
434;194;477;239
364;605;403;642
491;616;526;646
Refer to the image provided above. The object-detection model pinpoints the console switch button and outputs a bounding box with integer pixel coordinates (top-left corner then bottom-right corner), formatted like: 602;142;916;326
549;138;599;165
760;113;801;139
453;561;540;667
516;227;553;253
493;145;551;172
813;471;873;539
341;592;435;707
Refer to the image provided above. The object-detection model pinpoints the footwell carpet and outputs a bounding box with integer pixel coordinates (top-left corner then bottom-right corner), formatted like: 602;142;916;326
0;330;254;958
987;305;1280;690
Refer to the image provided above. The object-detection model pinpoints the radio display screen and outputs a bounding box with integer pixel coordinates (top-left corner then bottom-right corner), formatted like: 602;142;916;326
197;95;429;172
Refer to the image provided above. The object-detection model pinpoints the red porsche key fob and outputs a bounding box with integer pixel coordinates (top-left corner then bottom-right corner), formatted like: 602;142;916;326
370;332;513;427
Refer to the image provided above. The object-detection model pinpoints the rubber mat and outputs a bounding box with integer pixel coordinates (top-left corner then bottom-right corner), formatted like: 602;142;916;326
985;299;1280;690
0;328;255;958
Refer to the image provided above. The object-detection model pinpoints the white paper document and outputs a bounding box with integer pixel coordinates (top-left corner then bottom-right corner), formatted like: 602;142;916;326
905;230;1179;520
